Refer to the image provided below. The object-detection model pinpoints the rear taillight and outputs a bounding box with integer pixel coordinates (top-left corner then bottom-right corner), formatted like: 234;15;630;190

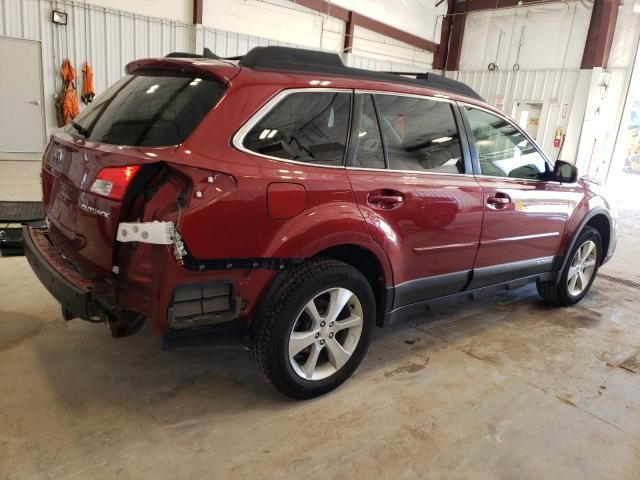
90;166;140;200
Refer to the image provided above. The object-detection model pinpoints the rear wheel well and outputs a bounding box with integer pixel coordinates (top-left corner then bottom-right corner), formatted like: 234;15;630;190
314;245;388;327
584;214;610;263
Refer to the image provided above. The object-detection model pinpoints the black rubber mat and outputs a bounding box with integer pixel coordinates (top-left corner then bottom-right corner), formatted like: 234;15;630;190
0;227;25;256
0;201;44;222
0;220;45;256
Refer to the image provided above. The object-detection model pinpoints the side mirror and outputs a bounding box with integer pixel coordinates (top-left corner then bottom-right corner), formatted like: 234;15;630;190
554;160;578;183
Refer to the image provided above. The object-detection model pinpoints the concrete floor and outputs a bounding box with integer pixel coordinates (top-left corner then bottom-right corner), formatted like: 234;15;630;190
1;161;639;479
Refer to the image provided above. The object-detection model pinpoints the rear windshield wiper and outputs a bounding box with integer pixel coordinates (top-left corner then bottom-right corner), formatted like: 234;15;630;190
71;121;90;138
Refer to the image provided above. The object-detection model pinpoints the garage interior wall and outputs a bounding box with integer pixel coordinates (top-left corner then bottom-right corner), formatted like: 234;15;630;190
445;0;640;183
200;0;438;69
0;0;437;142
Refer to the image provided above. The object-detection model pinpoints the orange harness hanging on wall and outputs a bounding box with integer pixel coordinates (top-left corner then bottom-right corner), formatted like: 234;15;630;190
59;58;80;126
81;63;95;105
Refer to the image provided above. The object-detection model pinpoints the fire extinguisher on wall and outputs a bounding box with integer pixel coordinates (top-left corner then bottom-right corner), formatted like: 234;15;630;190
553;128;563;148
554;127;566;161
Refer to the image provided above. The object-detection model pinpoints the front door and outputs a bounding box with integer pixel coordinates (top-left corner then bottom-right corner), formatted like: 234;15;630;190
461;105;578;288
0;36;45;153
347;93;483;308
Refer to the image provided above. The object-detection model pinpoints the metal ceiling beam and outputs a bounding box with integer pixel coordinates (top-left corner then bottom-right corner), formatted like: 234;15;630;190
581;0;620;69
453;0;558;12
193;0;203;24
293;0;438;53
433;0;455;70
436;0;566;71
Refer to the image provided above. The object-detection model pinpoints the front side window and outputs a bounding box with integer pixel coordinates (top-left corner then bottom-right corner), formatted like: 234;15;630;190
243;92;351;166
465;107;549;180
375;95;464;174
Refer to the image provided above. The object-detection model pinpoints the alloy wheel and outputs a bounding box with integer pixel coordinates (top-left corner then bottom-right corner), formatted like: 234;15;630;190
567;240;598;296
288;288;364;381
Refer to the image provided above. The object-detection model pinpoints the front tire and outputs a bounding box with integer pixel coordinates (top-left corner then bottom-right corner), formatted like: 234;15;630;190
252;258;375;399
537;226;602;306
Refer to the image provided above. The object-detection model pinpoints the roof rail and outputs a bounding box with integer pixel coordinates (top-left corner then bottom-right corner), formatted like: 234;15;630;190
238;46;483;101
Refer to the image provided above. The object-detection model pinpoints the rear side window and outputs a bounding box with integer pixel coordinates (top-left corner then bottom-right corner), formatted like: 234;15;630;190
375;95;464;174
71;74;225;147
242;92;351;166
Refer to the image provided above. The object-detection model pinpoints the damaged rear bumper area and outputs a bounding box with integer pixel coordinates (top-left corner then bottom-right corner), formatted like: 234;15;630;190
23;225;143;337
23;225;254;346
24;225;103;321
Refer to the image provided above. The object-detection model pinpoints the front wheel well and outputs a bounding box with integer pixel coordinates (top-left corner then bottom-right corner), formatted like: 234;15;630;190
314;245;388;326
584;214;611;262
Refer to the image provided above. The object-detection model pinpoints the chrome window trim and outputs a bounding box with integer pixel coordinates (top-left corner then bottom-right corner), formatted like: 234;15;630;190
458;101;556;181
346;165;476;178
355;89;455;104
231;87;353;169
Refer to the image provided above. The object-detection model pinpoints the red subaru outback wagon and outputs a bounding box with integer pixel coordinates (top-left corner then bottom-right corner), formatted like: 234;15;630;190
25;47;616;398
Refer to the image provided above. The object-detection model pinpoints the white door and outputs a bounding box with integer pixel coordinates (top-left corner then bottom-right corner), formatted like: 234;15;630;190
0;36;45;153
513;101;543;141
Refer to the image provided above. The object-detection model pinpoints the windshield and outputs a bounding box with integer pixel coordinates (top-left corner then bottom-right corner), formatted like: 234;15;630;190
69;73;225;147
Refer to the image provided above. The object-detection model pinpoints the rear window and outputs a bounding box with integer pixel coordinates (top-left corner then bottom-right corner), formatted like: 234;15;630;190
70;73;226;147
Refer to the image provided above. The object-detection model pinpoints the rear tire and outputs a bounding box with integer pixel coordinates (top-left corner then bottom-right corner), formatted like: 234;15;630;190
537;226;602;306
251;258;375;399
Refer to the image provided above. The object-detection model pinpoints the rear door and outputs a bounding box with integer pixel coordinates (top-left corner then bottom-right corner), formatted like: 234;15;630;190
346;92;484;308
460;104;576;288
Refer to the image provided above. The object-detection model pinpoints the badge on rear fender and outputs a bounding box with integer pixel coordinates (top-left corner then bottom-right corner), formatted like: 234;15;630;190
80;203;110;219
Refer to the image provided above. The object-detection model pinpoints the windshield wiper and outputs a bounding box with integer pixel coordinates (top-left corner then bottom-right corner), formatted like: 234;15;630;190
71;121;90;138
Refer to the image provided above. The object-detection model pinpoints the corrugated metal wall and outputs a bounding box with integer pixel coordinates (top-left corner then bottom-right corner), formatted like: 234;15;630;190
1;0;194;134
1;0;430;141
447;69;581;158
346;53;427;72
201;25;301;57
199;27;428;72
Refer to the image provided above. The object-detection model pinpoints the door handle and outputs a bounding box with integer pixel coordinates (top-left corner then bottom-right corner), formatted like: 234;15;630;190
368;192;404;209
487;193;511;209
28;100;41;106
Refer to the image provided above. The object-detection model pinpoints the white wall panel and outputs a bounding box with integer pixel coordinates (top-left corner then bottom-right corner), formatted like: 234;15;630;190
82;0;192;24
575;67;631;182
460;1;592;71
1;0;429;143
202;0;433;70
201;25;303;58
350;25;432;70
202;0;344;52
455;0;640;184
451;69;582;160
1;0;194;136
345;53;427;72
608;0;640;69
331;0;446;42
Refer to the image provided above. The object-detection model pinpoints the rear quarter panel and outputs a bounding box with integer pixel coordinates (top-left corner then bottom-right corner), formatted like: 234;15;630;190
173;75;394;286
